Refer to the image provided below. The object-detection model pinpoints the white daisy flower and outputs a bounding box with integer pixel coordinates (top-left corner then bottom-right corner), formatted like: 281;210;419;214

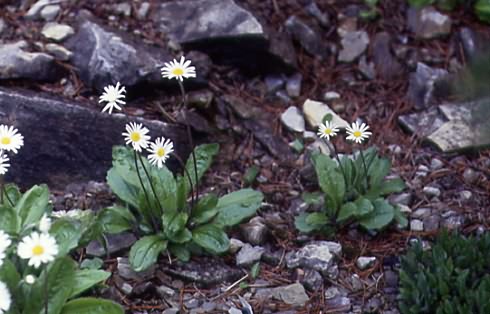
17;232;59;269
0;231;11;268
51;209;88;219
99;82;126;114
346;122;372;144
0;281;11;314
0;154;9;175
25;275;36;285
317;121;340;140
38;214;51;233
147;137;174;169
161;56;196;81
122;122;150;152
0;125;23;154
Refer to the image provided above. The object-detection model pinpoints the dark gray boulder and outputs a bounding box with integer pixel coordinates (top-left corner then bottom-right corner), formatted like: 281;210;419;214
151;0;297;73
0;87;189;188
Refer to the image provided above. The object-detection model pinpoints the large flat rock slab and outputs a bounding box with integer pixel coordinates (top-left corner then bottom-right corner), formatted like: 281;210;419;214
0;88;189;188
152;0;297;73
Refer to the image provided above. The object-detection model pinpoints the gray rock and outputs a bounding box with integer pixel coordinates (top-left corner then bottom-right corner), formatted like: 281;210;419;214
356;256;376;270
40;4;60;21
281;106;305;133
338;31;369;63
265;74;285;93
45;43;73;61
398;106;447;137
301;269;323;291
442;215;465;230
240;217;268;245
114;2;131;17
156;284;176;298
286;73;302;97
117;257;155;281
163;308;180;314
323;91;341;102
86;232;137;257
152;0;296;72
463;168;479;184
460;190;472;201
407;6;451;39
236;244;264;266
412;208;431;219
201;302;217;312
285;15;327;58
229;238;245;254
25;0;64;20
305;1;330;27
0;87;188;188
410;219;424;231
430;158;444;170
303;99;349;129
163;257;242;286
358;56;375;80
41;23;74;42
372;32;404;80
256;283;309;306
185;298;201;309
407;62;448;110
423;186;441;198
350;273;363;291
286;241;340;276
390;193;412;206
424;215;440;232
325;287;351;311
0;18;5;35
65;11;172;93
137;2;151;20
458;27;482;61
0;41;62;81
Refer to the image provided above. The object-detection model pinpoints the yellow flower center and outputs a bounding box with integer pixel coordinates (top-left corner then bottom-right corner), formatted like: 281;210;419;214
324;128;332;135
157;147;165;157
130;132;141;142
172;68;184;76
1;137;11;145
32;245;44;256
353;131;362;138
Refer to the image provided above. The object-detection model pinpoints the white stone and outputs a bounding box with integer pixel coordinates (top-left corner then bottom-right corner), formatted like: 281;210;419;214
45;43;72;61
423;186;441;198
303;99;349;129
281;106;305;132
410;219;424;231
356;256;376;270
40;4;60;21
25;0;63;19
41;23;74;42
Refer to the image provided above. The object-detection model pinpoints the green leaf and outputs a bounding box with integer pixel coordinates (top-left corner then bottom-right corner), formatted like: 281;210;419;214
70;270;111;298
322;113;333;123
243;165;260;185
394;205;409;228
106;168;139;208
354;197;374;217
368;157;391;188
408;0;435;8
80;258;104;270
60;298;124;314
337;202;357;223
97;206;135;234
129;235;167;272
3;183;21;205
191;193;219;225
305;212;328;226
15;184;49;228
312;153;345;211
168;243;191;262
24;257;76;314
182;143;220;198
192;224;229;254
49;219;82;256
250;262;261;279
0;259;20;296
294;213;321;233
379;178;406;195
340;156;356;190
175;175;188;211
0;205;19;233
301;192;324;206
476;0;490;23
213;189;263;227
358;199;395;230
162;211;188;239
170;228;192;244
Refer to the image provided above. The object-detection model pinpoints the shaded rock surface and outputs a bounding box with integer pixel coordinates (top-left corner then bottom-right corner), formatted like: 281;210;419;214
371;32;404;80
407;62;448;110
152;0;296;73
86;232;136;257
65;11;172;92
338;30;369;63
0;87;188;188
285;16;327;58
0;41;63;81
286;241;341;276
407;6;451;39
256;283;310;306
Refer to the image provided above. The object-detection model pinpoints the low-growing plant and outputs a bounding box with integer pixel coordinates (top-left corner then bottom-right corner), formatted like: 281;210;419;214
98;56;264;272
360;0;381;21
399;231;490;314
295;117;407;234
0;185;123;314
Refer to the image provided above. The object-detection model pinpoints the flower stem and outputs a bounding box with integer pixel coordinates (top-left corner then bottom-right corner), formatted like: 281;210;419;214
134;150;158;232
44;273;48;314
359;148;370;192
0;175;4;205
137;153;164;215
325;140;348;186
171;153;195;209
177;80;199;203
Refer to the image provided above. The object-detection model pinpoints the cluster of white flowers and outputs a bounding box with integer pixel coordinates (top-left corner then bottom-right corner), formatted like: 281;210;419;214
98;56;195;168
0;124;24;176
51;208;90;220
317;121;372;144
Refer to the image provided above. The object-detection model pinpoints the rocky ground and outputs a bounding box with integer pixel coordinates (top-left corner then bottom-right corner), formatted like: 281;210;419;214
0;0;489;313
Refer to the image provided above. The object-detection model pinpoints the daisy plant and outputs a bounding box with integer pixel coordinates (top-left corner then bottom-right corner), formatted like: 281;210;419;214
0;181;124;314
0;124;23;206
295;115;407;234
